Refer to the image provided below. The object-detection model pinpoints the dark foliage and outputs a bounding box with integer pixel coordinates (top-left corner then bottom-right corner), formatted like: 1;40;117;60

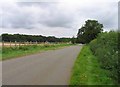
76;20;103;43
1;33;71;43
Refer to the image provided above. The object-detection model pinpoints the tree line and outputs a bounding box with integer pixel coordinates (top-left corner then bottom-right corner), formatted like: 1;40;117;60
1;34;71;43
1;20;104;44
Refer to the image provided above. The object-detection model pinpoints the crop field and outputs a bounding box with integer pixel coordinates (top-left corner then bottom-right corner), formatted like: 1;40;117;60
1;43;73;61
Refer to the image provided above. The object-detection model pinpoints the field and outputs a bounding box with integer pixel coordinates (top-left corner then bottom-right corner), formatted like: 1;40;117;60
1;43;73;61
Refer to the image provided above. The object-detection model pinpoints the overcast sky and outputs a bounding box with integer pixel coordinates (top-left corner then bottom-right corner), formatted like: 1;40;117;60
0;0;119;37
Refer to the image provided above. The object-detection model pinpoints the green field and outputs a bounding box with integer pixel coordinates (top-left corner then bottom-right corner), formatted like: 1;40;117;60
70;45;114;85
1;43;73;61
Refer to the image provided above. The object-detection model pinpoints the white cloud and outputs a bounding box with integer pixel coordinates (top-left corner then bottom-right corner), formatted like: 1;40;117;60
0;0;118;37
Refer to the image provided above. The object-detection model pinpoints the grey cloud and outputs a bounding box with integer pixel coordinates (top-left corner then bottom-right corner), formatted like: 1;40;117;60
41;19;73;28
40;12;74;28
2;10;34;29
26;2;74;28
100;16;117;29
76;2;117;30
17;2;58;9
99;4;117;29
1;2;74;29
1;1;118;32
118;1;120;29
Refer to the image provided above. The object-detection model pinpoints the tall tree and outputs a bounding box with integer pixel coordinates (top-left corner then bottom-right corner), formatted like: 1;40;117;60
77;20;103;43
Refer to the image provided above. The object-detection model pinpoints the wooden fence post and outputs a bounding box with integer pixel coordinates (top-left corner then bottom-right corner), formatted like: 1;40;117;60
10;41;11;47
24;42;26;46
27;41;29;46
29;41;31;45
15;41;17;47
19;42;20;47
36;41;38;45
2;41;4;47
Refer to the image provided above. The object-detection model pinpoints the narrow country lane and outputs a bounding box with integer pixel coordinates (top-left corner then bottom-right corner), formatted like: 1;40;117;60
2;45;82;85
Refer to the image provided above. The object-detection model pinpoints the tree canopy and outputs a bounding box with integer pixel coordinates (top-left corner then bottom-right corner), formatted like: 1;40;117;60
76;20;103;43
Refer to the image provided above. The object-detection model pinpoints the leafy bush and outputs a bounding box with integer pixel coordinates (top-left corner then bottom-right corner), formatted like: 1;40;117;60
89;31;119;84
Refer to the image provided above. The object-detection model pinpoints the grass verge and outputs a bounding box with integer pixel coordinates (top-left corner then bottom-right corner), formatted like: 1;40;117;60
70;45;115;85
1;43;73;61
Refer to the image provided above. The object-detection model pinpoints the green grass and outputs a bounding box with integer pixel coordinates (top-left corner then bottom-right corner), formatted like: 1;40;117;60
1;43;73;61
70;45;114;85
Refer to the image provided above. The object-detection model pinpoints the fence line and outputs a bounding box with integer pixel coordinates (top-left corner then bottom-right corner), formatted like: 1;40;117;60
1;41;68;48
1;41;41;47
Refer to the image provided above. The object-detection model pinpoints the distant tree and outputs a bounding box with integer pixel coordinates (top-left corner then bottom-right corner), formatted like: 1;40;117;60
2;33;11;42
76;20;103;43
59;38;71;42
46;36;57;42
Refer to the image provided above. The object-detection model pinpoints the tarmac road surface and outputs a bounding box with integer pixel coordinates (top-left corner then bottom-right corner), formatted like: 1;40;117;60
2;45;82;85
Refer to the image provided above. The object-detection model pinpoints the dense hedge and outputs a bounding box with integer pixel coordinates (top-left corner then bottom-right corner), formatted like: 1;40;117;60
89;31;119;84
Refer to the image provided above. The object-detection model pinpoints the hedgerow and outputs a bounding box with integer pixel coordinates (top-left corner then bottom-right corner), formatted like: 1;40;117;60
89;31;119;84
